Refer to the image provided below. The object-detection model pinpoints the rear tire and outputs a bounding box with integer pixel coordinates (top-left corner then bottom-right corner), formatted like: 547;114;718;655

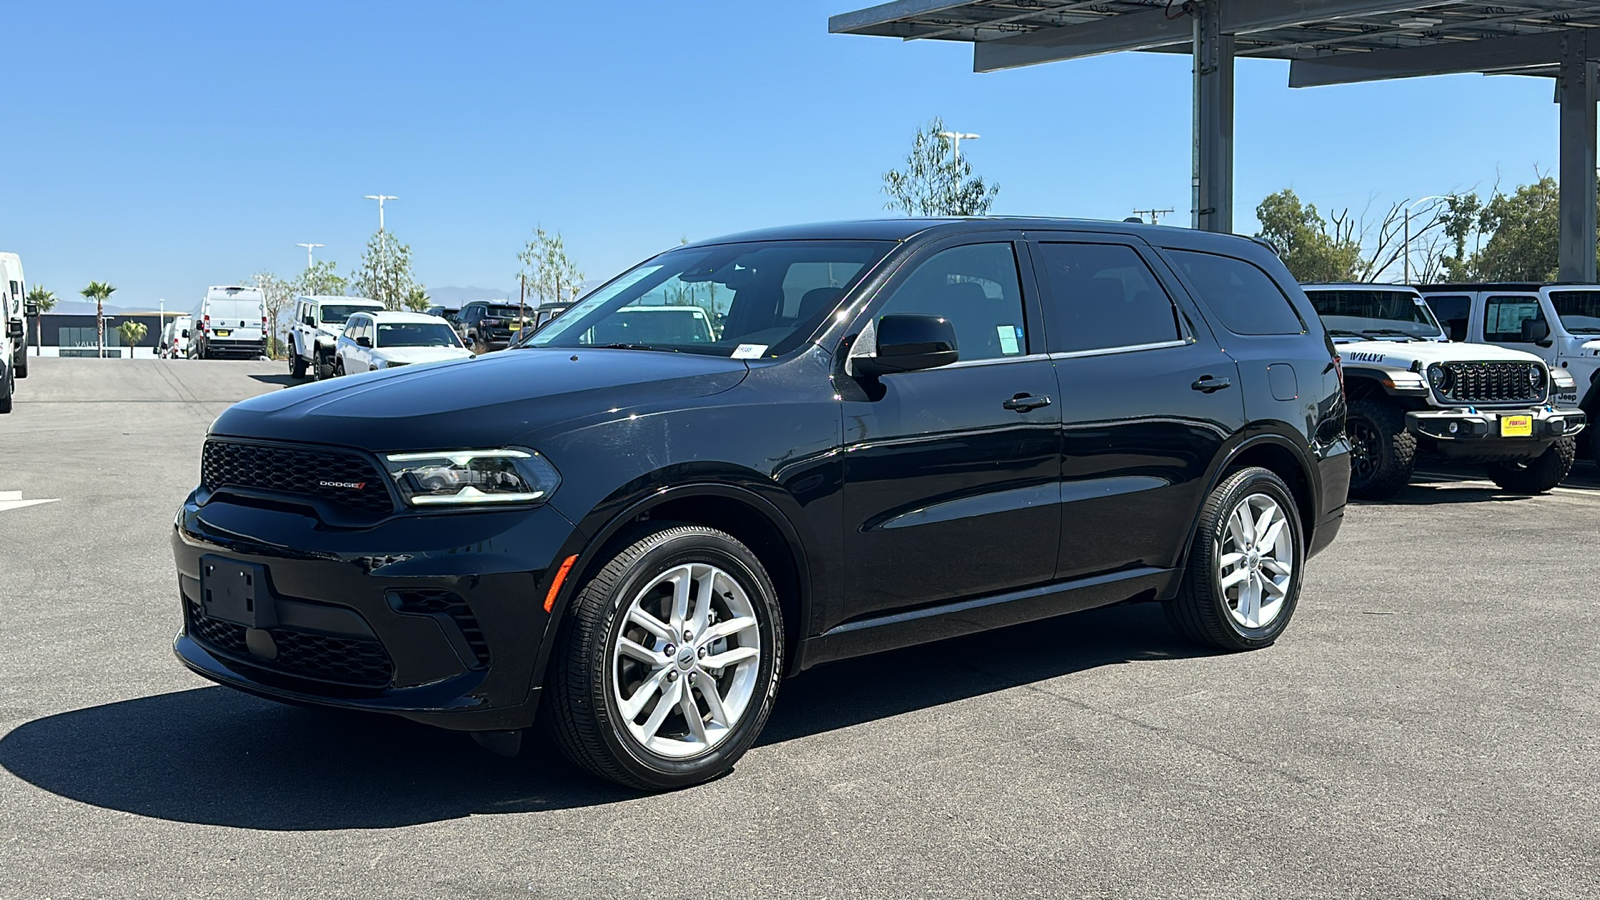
314;353;334;380
1486;437;1576;494
15;356;26;378
0;367;13;414
333;358;346;377
549;524;784;791
1164;467;1303;652
1346;396;1416;500
290;351;307;379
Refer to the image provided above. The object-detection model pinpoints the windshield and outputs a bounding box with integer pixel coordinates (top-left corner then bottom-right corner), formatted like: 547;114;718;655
1305;289;1444;340
1549;291;1600;334
376;322;463;348
320;304;378;326
526;240;893;357
487;306;529;320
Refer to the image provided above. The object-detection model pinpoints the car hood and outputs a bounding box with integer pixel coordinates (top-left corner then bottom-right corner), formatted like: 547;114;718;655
210;348;750;451
1337;339;1546;368
374;346;475;365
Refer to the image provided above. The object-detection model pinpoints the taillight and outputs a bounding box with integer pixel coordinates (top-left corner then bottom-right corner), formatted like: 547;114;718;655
202;314;209;333
261;315;268;329
483;317;500;326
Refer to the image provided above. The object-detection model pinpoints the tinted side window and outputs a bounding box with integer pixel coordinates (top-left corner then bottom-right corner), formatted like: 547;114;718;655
876;243;1027;361
1423;294;1471;341
1484;295;1545;343
1034;242;1181;352
1166;249;1305;336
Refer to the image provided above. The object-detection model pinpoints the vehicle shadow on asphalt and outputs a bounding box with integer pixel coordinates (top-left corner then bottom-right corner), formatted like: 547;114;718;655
247;373;301;388
0;604;1197;829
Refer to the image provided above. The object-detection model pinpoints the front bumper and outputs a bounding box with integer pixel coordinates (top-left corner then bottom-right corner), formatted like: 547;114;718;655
171;494;580;731
1407;406;1587;459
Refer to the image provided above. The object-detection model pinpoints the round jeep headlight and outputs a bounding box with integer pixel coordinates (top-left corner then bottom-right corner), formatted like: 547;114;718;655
382;449;561;506
1426;363;1451;394
1529;364;1543;387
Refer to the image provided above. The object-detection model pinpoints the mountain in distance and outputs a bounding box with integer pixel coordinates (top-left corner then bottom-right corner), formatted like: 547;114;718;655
49;300;162;316
425;286;513;308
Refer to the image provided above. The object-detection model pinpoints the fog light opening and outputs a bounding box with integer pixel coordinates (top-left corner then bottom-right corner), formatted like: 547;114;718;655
1448;423;1459;434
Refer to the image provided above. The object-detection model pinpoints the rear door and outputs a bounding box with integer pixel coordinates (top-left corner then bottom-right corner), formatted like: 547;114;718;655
838;236;1061;619
1029;235;1246;579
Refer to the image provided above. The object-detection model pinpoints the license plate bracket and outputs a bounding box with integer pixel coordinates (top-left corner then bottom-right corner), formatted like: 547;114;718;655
1500;415;1533;438
214;329;232;337
200;556;274;628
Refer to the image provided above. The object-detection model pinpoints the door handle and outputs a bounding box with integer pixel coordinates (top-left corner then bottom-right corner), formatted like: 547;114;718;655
1191;375;1232;393
1003;393;1052;412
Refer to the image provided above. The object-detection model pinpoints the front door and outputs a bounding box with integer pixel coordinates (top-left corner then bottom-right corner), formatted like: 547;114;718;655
1482;293;1554;364
838;240;1061;621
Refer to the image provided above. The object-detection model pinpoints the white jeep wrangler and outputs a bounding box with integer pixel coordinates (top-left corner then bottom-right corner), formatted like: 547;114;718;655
287;295;384;380
1303;284;1586;498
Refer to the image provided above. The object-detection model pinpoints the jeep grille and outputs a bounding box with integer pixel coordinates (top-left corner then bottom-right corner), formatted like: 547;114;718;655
1437;361;1546;405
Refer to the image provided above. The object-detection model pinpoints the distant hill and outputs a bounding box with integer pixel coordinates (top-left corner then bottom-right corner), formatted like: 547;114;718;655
426;286;512;308
49;300;159;316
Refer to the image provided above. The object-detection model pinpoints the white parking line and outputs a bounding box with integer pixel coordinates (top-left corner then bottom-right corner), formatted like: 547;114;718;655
0;490;59;512
1413;471;1600;498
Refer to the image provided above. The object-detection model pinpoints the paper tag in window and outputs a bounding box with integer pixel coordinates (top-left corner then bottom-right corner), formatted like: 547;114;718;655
731;344;768;359
997;326;1020;355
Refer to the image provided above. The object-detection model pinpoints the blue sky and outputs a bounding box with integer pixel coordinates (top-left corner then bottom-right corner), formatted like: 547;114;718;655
5;1;1572;312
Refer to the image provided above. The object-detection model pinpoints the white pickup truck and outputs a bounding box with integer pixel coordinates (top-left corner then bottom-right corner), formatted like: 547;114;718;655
1303;283;1585;498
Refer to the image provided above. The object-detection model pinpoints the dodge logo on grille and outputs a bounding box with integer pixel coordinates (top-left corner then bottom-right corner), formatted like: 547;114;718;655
318;480;367;490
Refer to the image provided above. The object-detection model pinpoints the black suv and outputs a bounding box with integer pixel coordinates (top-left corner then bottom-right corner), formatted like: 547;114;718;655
172;218;1349;790
457;300;533;353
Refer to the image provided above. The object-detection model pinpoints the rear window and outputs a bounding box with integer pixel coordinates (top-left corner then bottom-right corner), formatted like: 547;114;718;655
1165;250;1305;336
1033;242;1182;352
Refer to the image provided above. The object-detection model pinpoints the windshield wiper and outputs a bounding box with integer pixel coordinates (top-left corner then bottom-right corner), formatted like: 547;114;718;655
592;343;680;353
1566;327;1600;334
1326;329;1364;338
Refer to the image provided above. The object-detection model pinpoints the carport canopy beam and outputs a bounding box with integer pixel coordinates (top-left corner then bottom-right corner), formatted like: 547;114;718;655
1559;31;1597;284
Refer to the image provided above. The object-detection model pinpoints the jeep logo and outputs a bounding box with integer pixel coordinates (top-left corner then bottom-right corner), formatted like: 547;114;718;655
318;480;366;490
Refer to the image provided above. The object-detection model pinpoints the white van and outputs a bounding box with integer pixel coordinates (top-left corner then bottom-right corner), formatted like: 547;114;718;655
287;294;384;379
161;314;194;359
194;285;266;359
0;252;27;380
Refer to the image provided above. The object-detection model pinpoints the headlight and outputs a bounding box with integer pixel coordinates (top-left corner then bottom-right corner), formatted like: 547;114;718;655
1426;363;1449;393
382;449;561;506
1529;364;1544;387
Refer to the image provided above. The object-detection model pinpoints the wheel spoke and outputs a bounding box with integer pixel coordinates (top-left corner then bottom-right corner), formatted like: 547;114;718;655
1259;517;1287;552
669;569;692;632
1261;557;1292;577
1218;551;1245;568
1253;503;1277;544
700;615;756;646
627;606;674;643
1262;575;1288;600
620;668;669;720
1220;567;1250;589
1239;576;1261;627
1234;503;1256;546
690;566;716;634
680;684;709;745
702;646;759;670
617;636;662;666
637;675;683;741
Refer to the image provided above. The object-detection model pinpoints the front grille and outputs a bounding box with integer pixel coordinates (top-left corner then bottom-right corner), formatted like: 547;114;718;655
388;588;490;667
202;440;393;515
187;600;394;688
1440;361;1546;405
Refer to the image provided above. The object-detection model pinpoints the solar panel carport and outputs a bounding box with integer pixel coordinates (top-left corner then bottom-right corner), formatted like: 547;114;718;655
830;1;1600;281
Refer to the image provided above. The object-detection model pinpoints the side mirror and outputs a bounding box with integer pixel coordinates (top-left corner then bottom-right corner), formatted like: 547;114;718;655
24;302;38;317
1447;319;1467;342
5;321;21;339
357;336;373;348
1522;318;1550;343
303;316;316;327
181;329;190;338
854;314;960;377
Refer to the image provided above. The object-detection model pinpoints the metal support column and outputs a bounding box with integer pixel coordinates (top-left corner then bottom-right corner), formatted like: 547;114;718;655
1192;0;1234;233
1558;30;1597;283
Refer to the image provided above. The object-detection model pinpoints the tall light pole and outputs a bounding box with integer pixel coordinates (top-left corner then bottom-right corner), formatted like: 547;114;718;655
363;195;398;232
937;131;980;169
296;242;324;268
1403;195;1446;284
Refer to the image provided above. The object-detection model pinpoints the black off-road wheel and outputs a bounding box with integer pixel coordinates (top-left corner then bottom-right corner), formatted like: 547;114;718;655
549;524;785;791
314;352;335;380
289;349;307;379
15;356;26;379
0;366;13;414
1346;396;1416;500
1486;437;1576;494
1164;467;1304;652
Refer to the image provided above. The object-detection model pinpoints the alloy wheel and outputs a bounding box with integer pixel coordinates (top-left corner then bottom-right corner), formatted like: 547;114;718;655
1215;492;1295;630
610;562;762;759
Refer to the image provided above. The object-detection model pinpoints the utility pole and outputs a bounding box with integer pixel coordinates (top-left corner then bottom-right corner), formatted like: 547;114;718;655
296;242;324;269
1133;207;1175;226
362;195;398;232
937;131;980;170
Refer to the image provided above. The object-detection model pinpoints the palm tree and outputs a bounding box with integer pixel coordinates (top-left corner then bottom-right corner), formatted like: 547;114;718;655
24;286;56;357
115;321;147;359
80;281;116;358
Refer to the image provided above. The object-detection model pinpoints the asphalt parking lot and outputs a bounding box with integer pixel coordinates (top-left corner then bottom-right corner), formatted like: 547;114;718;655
1;356;1597;899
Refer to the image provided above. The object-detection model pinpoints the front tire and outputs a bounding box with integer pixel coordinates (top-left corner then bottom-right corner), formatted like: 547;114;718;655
550;524;784;791
0;366;13;413
314;353;335;380
1486;437;1576;494
290;349;307;379
333;358;346;377
1164;467;1304;652
1346;396;1416;499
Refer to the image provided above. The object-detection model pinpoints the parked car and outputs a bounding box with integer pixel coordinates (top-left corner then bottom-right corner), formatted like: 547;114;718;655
1419;283;1600;459
172;218;1348;791
2;251;28;379
510;303;572;345
333;310;473;375
193;286;267;359
287;295;384;379
160;315;194;360
456;300;533;353
0;269;20;413
425;305;460;326
1302;283;1584;497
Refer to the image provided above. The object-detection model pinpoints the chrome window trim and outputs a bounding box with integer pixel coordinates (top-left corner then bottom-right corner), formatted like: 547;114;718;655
1046;337;1193;361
